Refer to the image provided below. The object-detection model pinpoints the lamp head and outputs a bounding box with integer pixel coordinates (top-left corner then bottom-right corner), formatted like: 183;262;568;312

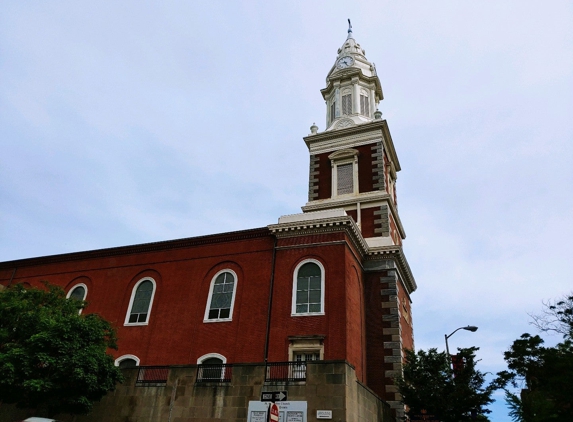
464;326;478;332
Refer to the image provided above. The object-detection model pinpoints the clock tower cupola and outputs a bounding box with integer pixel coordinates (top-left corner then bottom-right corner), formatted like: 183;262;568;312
322;20;384;131
303;21;405;249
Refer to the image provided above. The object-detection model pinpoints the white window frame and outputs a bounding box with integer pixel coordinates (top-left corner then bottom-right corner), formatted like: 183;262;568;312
291;259;325;316
329;149;359;198
114;354;140;367
203;269;238;323
197;352;227;365
124;277;157;326
66;283;88;300
66;283;88;314
197;353;227;381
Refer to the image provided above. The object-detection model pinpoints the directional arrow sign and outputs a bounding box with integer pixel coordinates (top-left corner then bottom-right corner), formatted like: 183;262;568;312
261;390;288;402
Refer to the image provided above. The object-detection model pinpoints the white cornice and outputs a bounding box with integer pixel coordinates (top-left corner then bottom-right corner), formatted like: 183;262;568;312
268;211;416;294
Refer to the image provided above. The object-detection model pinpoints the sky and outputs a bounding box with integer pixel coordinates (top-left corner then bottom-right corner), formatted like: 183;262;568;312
1;1;572;420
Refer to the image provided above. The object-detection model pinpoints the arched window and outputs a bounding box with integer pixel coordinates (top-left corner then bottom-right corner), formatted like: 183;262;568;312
115;354;140;368
67;284;87;301
197;353;227;382
204;270;237;322
66;283;87;314
360;89;370;117
292;260;325;315
125;278;156;325
341;88;352;115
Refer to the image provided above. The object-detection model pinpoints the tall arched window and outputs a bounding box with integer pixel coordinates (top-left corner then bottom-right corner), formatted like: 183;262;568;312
204;270;237;322
67;284;87;301
292;260;325;315
66;283;87;314
125;278;156;325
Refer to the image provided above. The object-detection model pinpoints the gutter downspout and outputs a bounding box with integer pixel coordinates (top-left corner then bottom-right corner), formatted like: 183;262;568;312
263;237;278;363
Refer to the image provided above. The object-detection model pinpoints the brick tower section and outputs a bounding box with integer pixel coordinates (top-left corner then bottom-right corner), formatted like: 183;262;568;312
364;258;413;420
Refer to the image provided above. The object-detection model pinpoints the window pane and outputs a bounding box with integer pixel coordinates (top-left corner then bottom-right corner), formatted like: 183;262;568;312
309;290;321;303
219;308;230;319
129;314;138;323
137;313;147;323
296;290;309;304
297;278;309;291
309;304;321;313
118;358;137;369
309;277;321;290
69;286;85;301
209;309;219;319
298;263;320;278
337;163;353;195
296;304;308;313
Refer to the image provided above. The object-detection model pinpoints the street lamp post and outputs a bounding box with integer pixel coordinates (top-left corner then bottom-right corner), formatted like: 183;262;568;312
444;325;478;367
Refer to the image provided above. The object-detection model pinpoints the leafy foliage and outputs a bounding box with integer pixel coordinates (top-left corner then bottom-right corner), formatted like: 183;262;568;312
395;347;499;422
0;283;123;416
496;292;573;421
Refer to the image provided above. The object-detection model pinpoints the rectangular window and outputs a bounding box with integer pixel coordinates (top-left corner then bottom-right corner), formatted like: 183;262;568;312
342;94;352;115
337;163;354;195
360;94;369;116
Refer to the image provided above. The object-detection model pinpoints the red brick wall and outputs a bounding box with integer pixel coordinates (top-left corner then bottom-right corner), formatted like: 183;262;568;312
357;143;376;193
315;152;332;200
363;270;386;397
346;209;358;224
398;280;414;352
389;213;401;246
360;207;377;238
0;231;366;372
345;258;366;382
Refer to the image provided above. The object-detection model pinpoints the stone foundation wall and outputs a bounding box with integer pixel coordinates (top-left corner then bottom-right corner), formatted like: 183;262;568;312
1;361;395;422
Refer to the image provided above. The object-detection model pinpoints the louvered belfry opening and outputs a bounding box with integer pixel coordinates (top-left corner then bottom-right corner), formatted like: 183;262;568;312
337;163;353;195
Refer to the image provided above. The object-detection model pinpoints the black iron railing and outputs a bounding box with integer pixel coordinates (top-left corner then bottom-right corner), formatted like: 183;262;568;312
196;364;233;383
265;361;307;382
136;366;169;384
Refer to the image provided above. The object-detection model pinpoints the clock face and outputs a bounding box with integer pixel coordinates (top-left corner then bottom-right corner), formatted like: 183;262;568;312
336;56;354;69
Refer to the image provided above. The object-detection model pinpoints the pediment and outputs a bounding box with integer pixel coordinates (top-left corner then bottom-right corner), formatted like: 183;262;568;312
328;148;358;160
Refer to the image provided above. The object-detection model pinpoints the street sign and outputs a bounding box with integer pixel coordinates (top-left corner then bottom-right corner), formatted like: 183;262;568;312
261;390;288;402
269;403;279;422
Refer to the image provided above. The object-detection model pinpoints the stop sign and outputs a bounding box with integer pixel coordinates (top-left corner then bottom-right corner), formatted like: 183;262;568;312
269;403;279;422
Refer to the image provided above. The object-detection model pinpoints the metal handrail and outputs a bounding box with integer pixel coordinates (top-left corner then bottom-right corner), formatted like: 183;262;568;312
196;363;233;383
136;366;169;384
265;361;307;382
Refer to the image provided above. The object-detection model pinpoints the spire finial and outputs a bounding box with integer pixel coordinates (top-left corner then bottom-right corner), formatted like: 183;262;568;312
347;19;353;39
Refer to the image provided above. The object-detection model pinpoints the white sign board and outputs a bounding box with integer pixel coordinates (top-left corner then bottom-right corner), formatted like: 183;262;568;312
248;401;308;422
317;410;332;419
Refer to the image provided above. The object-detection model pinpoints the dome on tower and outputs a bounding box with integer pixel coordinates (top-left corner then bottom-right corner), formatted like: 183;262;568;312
319;21;384;132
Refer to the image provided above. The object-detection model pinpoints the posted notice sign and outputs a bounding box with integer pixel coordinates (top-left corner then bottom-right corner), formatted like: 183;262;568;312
247;400;307;422
317;410;332;419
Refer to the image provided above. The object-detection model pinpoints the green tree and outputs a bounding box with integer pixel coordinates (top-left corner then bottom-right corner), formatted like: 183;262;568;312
0;283;123;417
395;347;499;422
496;293;573;422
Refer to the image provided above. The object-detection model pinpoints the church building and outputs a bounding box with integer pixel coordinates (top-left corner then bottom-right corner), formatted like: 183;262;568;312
0;24;416;422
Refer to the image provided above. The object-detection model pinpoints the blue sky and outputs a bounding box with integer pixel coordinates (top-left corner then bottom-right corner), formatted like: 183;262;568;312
1;1;572;420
